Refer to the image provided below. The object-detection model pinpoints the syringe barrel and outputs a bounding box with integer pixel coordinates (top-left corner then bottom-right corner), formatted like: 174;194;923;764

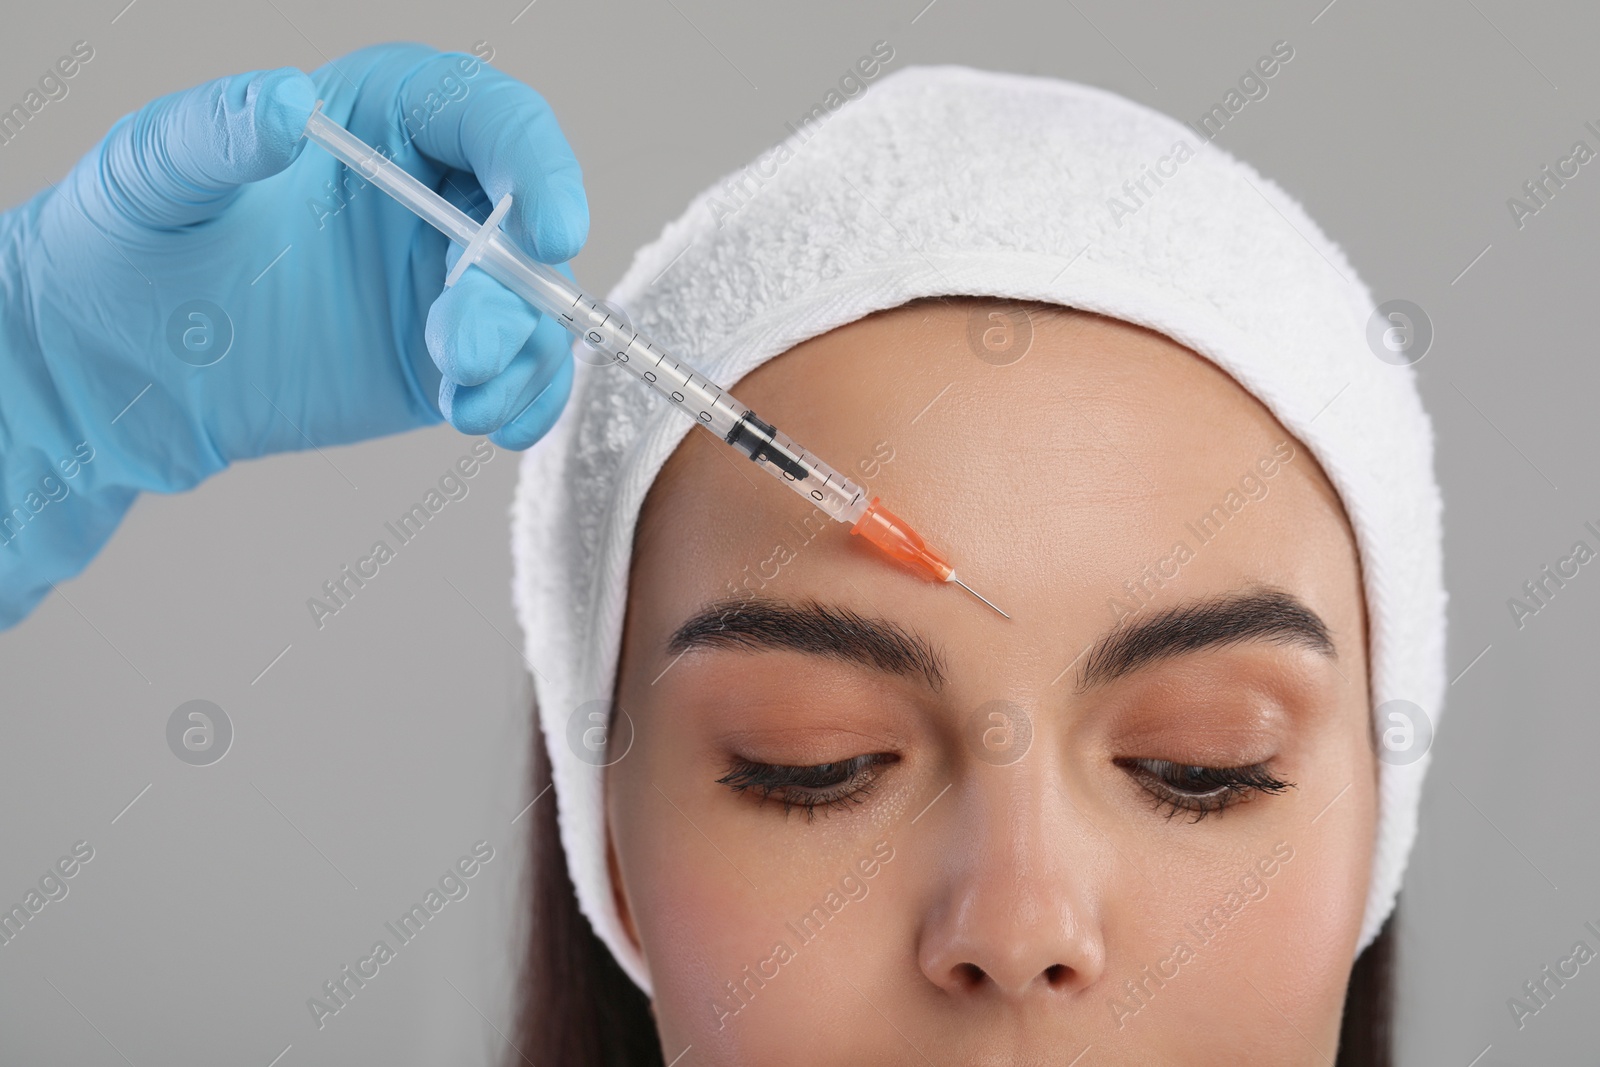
552;294;871;523
301;107;872;525
720;410;872;525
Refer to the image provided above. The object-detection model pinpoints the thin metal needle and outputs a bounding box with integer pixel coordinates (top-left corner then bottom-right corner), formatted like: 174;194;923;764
949;574;1010;619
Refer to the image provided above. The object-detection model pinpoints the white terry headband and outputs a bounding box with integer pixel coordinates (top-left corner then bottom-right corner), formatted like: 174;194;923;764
511;64;1446;998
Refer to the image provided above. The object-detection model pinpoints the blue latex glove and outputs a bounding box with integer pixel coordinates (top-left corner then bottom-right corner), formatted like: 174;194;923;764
0;42;588;630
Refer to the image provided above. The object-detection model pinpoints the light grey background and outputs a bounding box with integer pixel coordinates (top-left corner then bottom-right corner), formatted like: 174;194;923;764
1;0;1595;1064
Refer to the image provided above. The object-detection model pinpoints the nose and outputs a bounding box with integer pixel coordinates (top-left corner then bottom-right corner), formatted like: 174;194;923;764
917;766;1106;999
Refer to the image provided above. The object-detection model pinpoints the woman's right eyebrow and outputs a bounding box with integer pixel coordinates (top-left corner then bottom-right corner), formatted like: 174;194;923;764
663;595;948;691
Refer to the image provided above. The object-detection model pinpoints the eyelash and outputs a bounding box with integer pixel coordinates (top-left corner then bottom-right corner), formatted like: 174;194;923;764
718;754;897;822
717;754;1295;825
1115;757;1295;822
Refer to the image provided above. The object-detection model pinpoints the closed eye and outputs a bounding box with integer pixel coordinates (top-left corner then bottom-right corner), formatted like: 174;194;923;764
1115;757;1294;822
718;754;898;822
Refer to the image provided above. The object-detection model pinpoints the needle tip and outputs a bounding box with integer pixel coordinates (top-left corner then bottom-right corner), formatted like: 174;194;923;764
950;575;1010;619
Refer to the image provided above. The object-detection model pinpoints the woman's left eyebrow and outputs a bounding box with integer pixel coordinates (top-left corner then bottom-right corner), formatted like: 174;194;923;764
1075;586;1337;691
663;595;948;690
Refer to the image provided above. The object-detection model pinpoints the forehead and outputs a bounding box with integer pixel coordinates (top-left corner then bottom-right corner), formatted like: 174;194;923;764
626;300;1362;666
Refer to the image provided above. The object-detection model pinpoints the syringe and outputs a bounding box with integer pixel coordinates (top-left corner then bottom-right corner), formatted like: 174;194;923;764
300;104;1007;619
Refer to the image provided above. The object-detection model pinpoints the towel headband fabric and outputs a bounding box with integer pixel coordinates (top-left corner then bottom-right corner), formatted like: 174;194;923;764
510;64;1446;997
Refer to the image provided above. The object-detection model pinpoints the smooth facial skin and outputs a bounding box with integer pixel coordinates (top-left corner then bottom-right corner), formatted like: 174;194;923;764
603;299;1377;1065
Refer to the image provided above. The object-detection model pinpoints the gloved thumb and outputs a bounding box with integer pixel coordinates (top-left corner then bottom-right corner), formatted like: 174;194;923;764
99;66;316;230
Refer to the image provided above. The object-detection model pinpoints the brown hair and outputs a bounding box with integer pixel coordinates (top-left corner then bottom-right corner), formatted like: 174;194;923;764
509;708;1395;1066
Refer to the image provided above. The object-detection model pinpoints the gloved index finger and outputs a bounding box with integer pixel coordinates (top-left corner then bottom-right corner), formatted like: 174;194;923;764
400;53;588;264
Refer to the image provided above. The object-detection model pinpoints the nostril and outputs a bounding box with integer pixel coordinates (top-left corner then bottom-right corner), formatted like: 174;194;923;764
1043;963;1071;987
954;962;986;989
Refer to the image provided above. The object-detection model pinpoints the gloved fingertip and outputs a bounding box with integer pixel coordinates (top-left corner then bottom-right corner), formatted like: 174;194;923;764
488;352;574;450
530;179;589;263
428;270;540;386
486;425;536;452
253;67;318;168
437;375;459;423
488;397;557;451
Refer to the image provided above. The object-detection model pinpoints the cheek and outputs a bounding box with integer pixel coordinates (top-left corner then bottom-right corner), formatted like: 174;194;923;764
1201;804;1375;1044
1103;836;1368;1058
610;741;907;1061
1096;740;1375;1053
1227;842;1370;1042
617;806;883;1061
607;746;787;1038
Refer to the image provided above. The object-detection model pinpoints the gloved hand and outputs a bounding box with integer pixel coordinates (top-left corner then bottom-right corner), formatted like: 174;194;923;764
0;42;588;629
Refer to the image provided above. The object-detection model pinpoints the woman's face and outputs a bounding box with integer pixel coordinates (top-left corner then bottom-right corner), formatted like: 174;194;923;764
604;300;1377;1065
